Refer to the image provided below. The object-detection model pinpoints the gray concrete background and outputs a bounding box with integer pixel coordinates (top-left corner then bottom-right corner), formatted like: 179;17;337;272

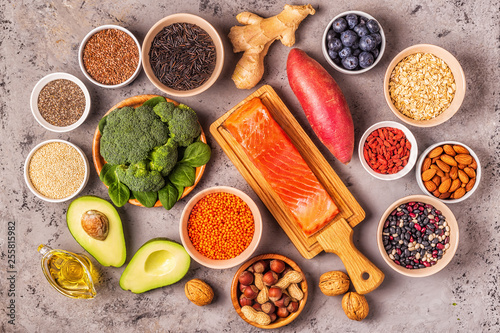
1;0;499;332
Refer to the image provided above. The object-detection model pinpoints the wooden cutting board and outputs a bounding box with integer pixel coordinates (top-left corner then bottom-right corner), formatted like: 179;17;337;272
210;85;384;294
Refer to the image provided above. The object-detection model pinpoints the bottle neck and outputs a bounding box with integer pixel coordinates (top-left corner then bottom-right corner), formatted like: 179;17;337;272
37;244;52;256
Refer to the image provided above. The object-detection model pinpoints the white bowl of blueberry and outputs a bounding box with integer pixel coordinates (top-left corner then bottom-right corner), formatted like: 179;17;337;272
322;10;385;74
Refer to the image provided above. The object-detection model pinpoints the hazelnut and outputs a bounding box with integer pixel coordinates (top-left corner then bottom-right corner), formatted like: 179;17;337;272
276;307;289;318
262;271;278;286
244;285;259;299
261;301;276;314
185;279;214;306
239;271;254;285
268;286;282;302
270;259;286;274
247;266;255;274
287;301;299;313
252;303;262;311
253;260;269;273
239;284;248;293
81;210;109;241
280;266;293;277
269;313;277;323
239;294;253;307
273;295;290;308
342;292;369;321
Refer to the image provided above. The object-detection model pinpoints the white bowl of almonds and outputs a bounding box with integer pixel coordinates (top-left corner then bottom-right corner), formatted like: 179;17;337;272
416;141;480;203
384;44;466;127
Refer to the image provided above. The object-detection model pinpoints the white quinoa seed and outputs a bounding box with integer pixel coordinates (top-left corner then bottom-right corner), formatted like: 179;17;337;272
28;142;85;199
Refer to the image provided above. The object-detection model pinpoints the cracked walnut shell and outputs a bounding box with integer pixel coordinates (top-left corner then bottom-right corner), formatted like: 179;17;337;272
185;279;214;306
342;292;369;321
318;271;350;296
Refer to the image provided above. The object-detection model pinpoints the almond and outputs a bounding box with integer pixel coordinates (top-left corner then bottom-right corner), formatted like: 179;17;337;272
422;157;432;171
432;156;441;164
453;145;469;154
453;187;466;199
469;158;478;169
424;180;437;192
465;178;476;192
432;189;441;197
422;168;437;181
455;154;473;165
432;175;441;186
457;163;466;170
464;167;476;179
428;146;443;159
440;154;458;166
449;178;461;193
436;159;451;173
449;166;458;180
430;164;444;177
439;192;451;199
458;170;469;184
443;144;456;156
438;178;452;193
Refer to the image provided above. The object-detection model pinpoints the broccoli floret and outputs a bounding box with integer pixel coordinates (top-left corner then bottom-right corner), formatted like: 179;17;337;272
169;104;201;145
100;105;169;165
153;101;176;123
115;161;165;192
149;138;178;176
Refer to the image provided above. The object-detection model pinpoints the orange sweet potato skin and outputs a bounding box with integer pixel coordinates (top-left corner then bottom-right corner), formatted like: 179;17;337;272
287;48;354;164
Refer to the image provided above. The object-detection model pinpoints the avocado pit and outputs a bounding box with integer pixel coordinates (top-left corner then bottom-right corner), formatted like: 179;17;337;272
81;210;109;241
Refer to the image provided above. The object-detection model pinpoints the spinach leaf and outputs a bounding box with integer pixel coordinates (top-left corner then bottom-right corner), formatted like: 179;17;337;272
168;164;196;187
142;96;166;108
180;142;211;167
108;181;130;207
158;183;178;210
100;164;118;186
132;191;158;208
175;184;184;201
98;115;107;134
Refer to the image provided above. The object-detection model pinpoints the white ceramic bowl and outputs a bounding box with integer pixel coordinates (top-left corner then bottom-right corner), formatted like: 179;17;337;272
415;141;481;203
24;139;90;203
30;73;91;133
79;25;142;88
377;195;459;277
358;121;418;180
179;186;262;269
142;13;224;97
322;10;386;74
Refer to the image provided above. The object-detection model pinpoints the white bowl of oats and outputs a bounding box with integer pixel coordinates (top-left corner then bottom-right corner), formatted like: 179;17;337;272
383;44;466;127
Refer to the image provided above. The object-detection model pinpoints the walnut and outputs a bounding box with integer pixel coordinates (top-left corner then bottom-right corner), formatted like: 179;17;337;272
81;210;109;241
185;279;214;306
342;292;369;321
318;271;350;296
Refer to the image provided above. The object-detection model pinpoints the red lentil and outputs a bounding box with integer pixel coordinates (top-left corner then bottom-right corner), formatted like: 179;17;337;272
188;192;254;260
363;127;411;174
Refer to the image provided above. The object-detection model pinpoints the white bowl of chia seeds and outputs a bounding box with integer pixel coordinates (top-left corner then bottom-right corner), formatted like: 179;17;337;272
24;139;90;203
30;72;91;132
377;195;459;277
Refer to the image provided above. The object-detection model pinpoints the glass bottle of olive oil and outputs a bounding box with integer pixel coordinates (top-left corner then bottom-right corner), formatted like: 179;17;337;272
38;244;97;299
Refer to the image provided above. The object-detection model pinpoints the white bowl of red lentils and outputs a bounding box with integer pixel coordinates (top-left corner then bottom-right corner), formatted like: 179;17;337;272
79;25;142;88
358;121;418;180
30;73;91;132
24;139;90;203
179;186;262;269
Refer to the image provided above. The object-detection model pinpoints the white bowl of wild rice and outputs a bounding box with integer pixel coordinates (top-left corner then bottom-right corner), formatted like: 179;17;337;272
24;140;90;203
79;25;142;89
30;73;91;133
383;44;466;127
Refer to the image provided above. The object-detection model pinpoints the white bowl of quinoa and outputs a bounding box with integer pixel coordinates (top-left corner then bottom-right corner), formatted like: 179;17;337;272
30;72;91;133
79;25;142;88
383;44;466;127
24;140;90;203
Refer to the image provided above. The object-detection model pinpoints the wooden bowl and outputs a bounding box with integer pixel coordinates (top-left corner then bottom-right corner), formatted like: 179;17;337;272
230;254;308;329
92;94;206;207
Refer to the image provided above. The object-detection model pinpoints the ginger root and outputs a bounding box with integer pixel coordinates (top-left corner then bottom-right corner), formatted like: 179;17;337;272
228;4;315;89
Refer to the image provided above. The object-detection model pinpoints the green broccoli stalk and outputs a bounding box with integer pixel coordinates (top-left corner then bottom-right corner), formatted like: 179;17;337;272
100;105;169;165
169;104;201;147
149;138;178;177
153;101;176;123
115;161;165;192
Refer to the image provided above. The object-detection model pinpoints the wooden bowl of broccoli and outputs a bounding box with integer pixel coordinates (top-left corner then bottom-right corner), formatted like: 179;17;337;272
92;94;209;209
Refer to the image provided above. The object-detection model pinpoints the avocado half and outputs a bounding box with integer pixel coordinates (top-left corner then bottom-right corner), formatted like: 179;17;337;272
67;196;126;267
120;238;190;293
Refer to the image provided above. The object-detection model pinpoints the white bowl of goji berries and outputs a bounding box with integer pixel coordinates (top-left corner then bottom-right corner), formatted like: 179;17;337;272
358;121;418;180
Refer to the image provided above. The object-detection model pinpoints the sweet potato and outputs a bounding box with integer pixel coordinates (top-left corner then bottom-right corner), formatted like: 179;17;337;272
287;48;354;164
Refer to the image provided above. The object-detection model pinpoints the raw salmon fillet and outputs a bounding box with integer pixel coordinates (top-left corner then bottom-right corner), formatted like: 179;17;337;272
223;97;339;236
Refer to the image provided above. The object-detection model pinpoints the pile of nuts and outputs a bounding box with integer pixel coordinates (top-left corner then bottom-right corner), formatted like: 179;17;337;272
237;259;304;326
420;144;477;200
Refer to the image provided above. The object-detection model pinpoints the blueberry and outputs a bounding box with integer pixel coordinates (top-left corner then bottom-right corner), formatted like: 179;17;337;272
328;49;338;60
366;19;380;33
359;16;367;25
342;56;358;70
331;18;348;33
371;33;382;45
352;40;359;50
339;47;352;59
346;14;358;29
332;57;341;65
352;48;361;57
359;51;374;68
371;48;379;58
359;35;376;51
340;30;358;47
326;30;337;43
354;23;369;37
328;38;343;52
